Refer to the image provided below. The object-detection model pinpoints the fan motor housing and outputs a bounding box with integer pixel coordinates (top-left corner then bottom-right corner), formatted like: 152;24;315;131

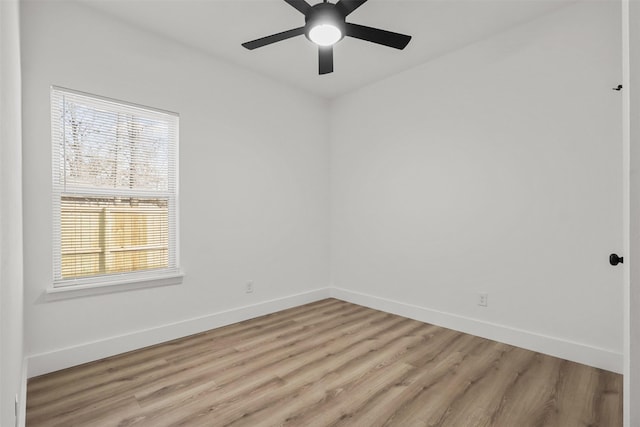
304;3;346;43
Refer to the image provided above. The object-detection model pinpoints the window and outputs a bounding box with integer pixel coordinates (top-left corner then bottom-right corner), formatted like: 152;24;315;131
51;87;180;290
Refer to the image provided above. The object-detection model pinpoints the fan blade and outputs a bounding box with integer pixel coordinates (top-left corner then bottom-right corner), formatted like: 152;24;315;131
284;0;312;15
336;0;368;17
242;27;305;50
345;23;411;49
319;46;333;75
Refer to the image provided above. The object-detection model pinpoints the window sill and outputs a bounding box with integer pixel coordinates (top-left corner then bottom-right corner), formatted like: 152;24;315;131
45;271;184;300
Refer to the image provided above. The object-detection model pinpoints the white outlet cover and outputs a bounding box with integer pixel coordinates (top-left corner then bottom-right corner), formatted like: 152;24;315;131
478;293;488;307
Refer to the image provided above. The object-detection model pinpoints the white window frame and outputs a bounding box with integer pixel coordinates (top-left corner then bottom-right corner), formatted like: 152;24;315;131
49;86;182;296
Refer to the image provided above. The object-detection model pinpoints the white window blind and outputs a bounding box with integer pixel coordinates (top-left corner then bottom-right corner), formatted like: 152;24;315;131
51;87;179;287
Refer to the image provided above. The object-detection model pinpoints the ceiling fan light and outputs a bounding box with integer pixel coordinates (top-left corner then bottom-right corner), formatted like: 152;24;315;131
309;24;342;46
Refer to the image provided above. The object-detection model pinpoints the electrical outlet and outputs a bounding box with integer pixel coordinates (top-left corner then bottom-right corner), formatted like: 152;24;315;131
478;293;488;307
245;281;254;294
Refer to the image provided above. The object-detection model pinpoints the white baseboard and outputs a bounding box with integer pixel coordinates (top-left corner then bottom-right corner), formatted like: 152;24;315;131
330;287;623;374
26;286;622;378
27;288;331;378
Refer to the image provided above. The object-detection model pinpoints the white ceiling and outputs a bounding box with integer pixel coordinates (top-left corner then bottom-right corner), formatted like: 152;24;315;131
81;0;572;99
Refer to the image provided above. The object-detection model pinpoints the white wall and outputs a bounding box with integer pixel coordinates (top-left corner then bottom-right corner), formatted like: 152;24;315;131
0;0;25;424
21;1;330;376
330;1;623;372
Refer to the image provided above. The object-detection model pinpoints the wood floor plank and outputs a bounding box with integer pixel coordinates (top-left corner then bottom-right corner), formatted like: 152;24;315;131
27;299;342;395
221;328;431;426
124;316;420;426
26;298;623;427
279;329;473;427
484;353;566;427
380;341;506;426
431;346;537;427
28;303;377;424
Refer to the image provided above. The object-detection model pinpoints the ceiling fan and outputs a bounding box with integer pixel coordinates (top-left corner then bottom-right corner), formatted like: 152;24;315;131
241;0;412;75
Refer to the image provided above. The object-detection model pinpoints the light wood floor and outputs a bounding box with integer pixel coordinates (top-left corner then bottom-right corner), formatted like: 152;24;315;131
26;298;622;427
